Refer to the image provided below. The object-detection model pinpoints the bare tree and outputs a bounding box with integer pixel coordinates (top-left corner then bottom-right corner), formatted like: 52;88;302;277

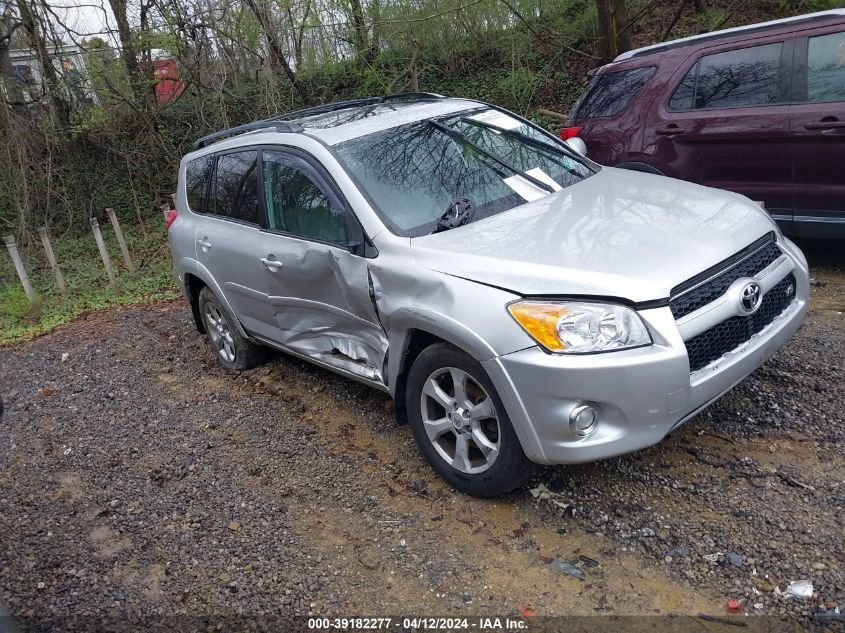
12;0;72;125
107;0;150;107
596;0;641;62
347;0;372;62
241;0;306;98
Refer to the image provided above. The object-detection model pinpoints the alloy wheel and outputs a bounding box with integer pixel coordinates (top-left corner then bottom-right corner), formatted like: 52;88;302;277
204;303;236;363
419;367;500;474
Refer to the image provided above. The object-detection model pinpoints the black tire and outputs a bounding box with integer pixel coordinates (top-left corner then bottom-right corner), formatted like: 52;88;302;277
198;287;267;371
406;343;535;497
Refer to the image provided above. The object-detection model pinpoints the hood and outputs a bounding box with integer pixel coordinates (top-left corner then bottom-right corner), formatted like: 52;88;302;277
411;167;778;303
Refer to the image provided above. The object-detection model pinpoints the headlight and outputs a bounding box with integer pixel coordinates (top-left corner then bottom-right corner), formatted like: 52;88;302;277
507;301;652;354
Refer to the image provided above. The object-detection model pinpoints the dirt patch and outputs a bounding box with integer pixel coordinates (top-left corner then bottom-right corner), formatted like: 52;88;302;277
89;526;133;559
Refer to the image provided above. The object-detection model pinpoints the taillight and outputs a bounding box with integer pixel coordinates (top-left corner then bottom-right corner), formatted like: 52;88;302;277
560;126;581;140
165;209;178;230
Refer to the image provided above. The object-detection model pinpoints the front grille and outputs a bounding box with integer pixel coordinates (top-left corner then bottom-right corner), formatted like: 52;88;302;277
670;234;782;320
685;273;796;373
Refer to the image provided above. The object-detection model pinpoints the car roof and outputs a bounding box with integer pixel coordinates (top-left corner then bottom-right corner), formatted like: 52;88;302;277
614;8;845;62
291;97;483;145
189;94;485;152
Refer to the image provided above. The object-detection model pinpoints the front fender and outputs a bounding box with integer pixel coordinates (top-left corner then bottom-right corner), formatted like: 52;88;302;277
384;306;546;463
386;305;500;389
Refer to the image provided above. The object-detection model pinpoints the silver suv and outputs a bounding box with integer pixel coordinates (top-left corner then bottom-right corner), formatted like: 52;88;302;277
167;93;809;497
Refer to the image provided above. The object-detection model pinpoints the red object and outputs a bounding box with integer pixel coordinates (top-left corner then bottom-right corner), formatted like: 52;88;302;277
727;599;741;613
153;59;185;104
165;209;178;230
518;605;536;617
559;126;581;140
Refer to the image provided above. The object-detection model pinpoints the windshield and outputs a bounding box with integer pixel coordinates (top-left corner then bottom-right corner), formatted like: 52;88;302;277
333;108;596;236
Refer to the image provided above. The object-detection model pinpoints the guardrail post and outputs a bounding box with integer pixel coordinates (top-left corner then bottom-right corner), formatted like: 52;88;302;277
106;207;134;272
89;218;122;295
3;235;40;310
37;227;67;295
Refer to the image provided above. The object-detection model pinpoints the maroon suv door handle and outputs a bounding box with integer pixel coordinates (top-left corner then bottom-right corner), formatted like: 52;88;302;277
804;120;845;130
655;125;686;135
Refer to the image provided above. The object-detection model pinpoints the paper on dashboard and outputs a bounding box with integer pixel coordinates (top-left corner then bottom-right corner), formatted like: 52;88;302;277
503;167;561;201
468;110;523;131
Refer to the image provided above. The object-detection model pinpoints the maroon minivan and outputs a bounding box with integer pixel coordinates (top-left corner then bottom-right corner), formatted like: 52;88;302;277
565;9;845;239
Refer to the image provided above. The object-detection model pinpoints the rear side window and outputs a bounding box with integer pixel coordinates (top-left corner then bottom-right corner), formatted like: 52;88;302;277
805;31;845;103
669;42;783;111
185;156;213;213
212;150;260;224
574;67;656;119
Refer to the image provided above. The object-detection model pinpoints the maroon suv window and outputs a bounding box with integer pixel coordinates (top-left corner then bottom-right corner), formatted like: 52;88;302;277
574;66;656;119
669;42;784;111
805;31;845;103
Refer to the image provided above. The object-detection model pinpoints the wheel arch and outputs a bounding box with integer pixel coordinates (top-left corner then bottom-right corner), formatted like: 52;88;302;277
182;265;251;340
183;272;208;334
386;310;500;426
389;329;446;426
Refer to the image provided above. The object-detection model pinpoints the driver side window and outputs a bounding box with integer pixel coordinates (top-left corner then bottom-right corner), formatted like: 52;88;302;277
262;152;348;247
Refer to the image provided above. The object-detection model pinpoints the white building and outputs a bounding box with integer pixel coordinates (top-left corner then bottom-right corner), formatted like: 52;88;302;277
3;43;98;106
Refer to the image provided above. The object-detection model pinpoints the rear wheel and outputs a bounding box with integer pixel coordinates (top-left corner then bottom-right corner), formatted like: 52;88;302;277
198;287;267;371
406;343;534;497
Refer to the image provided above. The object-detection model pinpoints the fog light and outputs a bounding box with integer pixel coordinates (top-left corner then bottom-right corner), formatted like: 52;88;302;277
569;403;599;437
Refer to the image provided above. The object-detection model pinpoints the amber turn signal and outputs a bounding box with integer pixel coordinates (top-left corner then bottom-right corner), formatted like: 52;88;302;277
507;302;572;351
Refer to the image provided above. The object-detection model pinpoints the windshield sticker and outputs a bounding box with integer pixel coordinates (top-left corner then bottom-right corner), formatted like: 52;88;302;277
468;110;523;131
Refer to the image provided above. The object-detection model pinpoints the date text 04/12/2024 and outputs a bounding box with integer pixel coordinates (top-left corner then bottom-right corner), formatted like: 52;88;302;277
307;617;528;631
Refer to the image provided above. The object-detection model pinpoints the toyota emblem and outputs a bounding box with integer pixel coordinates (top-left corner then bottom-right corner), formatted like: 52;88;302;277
740;281;762;314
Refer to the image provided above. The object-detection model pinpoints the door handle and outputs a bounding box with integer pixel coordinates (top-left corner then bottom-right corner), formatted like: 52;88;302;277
260;257;283;271
197;238;211;251
805;120;845;130
655;125;685;136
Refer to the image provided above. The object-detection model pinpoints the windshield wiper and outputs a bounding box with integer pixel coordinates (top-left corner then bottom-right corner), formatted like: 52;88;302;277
461;116;597;172
427;119;555;194
432;197;476;233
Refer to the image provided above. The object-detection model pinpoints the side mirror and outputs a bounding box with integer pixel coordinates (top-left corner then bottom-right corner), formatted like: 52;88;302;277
564;136;587;157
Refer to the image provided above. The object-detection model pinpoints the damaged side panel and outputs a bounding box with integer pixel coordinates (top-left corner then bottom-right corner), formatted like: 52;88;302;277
268;298;387;381
256;232;389;383
366;239;533;396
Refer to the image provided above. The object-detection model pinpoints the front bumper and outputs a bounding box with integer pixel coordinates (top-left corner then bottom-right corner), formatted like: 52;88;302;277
483;242;809;465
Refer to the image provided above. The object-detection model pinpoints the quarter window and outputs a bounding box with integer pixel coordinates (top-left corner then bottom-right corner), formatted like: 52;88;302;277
262;152;348;246
805;31;845;103
212;151;259;224
575;67;656;119
669;43;783;110
185;155;213;213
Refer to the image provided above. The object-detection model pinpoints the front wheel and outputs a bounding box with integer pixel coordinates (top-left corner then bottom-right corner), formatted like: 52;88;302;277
406;343;534;497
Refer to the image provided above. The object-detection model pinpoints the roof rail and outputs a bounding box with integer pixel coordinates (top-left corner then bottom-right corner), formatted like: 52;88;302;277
615;8;845;61
191;120;304;151
271;92;445;122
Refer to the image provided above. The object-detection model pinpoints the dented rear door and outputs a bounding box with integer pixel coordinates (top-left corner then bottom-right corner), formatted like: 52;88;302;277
256;148;388;383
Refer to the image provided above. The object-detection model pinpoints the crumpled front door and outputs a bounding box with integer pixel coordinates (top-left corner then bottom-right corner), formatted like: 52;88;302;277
257;231;388;383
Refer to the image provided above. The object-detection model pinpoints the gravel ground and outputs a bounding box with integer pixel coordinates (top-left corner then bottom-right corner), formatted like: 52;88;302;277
0;239;842;632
